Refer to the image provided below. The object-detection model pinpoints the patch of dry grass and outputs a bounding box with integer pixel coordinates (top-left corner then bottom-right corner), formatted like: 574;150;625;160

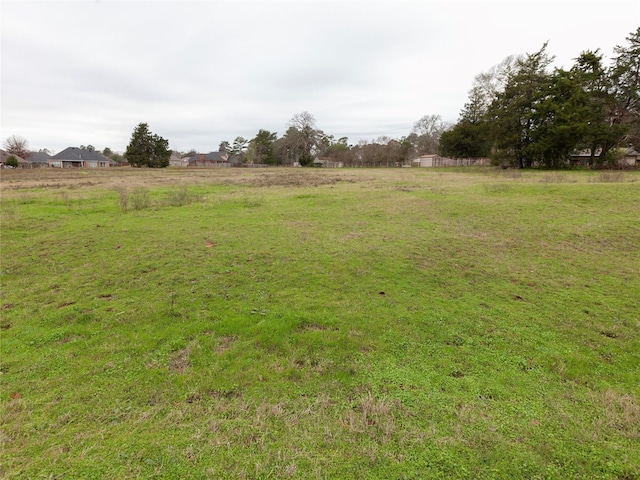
593;171;626;183
593;389;640;440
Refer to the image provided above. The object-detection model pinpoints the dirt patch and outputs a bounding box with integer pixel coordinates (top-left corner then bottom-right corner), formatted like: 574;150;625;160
215;335;237;354
56;301;76;308
169;345;192;372
232;172;356;188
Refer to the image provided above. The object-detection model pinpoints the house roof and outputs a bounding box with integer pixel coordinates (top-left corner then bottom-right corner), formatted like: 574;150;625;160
571;147;639;157
28;151;52;163
0;149;28;164
188;151;229;162
411;154;439;161
51;147;112;162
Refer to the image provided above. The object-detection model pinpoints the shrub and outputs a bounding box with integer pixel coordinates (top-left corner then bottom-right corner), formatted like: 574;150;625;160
114;186;129;212
131;187;151;210
595;172;625;183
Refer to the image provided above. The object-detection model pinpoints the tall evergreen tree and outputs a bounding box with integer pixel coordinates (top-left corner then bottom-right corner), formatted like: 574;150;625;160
249;130;277;164
527;68;591;168
125;123;170;168
488;43;554;167
569;51;620;167
442;30;640;168
610;27;640;151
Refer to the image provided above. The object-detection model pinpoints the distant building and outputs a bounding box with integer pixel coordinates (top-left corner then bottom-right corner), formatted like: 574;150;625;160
0;149;29;168
169;152;189;167
28;151;52;168
624;148;640;166
312;157;343;168
570;147;640;167
410;155;487;167
188;152;237;167
49;147;115;168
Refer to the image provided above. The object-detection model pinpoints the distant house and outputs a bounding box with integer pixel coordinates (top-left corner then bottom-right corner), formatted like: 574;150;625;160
570;149;599;166
28;151;51;168
410;155;488;167
411;154;441;167
313;157;343;168
624;148;640;166
570;147;640;167
49;147;115;168
169;152;189;167
188;152;235;167
0;149;30;168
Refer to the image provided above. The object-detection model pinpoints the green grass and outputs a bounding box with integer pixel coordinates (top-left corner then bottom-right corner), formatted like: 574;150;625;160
1;167;639;479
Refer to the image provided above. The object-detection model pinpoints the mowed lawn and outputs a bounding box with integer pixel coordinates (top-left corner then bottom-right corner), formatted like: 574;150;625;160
1;167;639;479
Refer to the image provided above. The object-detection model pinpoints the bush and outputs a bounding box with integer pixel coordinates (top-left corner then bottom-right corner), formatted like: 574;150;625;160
131;187;151;210
594;172;625;183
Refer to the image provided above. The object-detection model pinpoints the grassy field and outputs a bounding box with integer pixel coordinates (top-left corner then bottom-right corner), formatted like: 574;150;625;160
1;167;639;479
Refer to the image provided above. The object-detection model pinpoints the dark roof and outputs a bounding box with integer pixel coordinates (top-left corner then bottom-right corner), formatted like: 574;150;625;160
188;151;229;162
0;149;28;163
51;147;112;162
571;147;639;157
28;151;52;163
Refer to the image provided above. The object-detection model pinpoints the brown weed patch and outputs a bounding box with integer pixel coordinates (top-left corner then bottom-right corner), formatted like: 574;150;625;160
592;389;640;439
215;335;237;354
233;172;356;188
169;345;192;373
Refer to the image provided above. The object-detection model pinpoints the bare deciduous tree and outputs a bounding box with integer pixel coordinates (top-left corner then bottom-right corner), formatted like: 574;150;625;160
288;111;319;166
3;135;30;159
411;115;451;155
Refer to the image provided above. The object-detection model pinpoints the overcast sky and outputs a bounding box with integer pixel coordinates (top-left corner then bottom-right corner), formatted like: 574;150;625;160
1;0;638;154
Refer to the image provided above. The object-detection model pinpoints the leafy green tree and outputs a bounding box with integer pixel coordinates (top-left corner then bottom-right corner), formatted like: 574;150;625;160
320;136;355;165
524;31;638;168
438;57;517;160
443;30;639;168
488;44;554;167
103;147;113;157
125;123;171;168
5;155;19;168
439;120;491;159
567;51;614;167
277;126;307;165
248;130;277;164
526;68;592;168
218;141;230;153
610;27;640;151
109;152;124;164
230;137;248;162
321;135;351;157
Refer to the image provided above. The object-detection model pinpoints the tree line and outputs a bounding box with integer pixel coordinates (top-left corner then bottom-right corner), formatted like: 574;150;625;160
441;27;640;168
121;111;451;168
207;28;638;169
211;111;451;168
